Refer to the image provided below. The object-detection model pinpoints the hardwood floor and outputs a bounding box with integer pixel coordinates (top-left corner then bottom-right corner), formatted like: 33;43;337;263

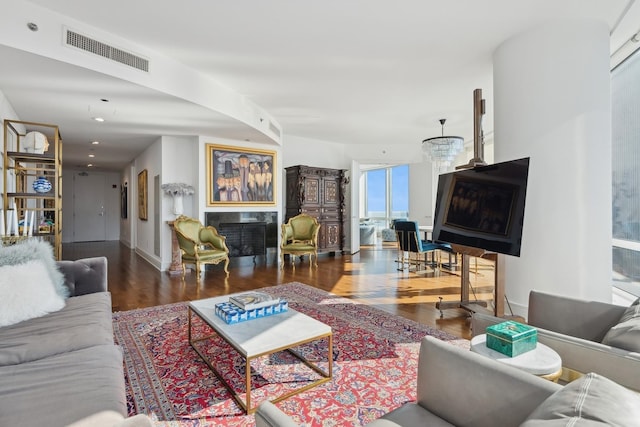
62;241;498;340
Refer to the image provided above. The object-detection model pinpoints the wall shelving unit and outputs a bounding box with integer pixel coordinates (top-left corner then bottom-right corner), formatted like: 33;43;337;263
2;119;63;259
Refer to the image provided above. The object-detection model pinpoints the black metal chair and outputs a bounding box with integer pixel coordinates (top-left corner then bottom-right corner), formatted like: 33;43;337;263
394;221;452;272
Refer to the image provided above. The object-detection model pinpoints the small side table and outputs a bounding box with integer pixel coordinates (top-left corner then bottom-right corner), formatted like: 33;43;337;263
470;334;562;382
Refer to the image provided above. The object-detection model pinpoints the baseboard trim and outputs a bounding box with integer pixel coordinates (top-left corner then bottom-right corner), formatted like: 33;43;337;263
135;247;161;270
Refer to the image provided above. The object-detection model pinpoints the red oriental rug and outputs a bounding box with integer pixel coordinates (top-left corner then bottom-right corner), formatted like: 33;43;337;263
112;282;469;426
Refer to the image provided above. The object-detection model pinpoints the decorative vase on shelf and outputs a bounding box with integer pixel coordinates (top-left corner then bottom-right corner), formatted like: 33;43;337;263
33;176;52;193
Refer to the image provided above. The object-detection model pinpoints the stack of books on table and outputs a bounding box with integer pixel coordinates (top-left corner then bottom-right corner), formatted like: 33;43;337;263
215;291;288;324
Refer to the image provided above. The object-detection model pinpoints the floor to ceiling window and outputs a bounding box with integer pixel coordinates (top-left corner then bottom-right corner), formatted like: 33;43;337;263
365;168;386;223
612;46;640;298
361;165;409;232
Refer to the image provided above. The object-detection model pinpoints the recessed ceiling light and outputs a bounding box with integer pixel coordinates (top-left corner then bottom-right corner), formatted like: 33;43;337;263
91;141;100;145
88;154;95;158
27;22;38;32
87;164;93;167
100;98;109;102
92;117;105;122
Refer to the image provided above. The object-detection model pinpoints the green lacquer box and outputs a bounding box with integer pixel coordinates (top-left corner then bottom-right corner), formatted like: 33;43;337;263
486;321;537;357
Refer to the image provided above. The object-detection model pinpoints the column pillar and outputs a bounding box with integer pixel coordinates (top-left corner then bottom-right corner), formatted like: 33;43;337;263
493;21;612;309
167;221;185;275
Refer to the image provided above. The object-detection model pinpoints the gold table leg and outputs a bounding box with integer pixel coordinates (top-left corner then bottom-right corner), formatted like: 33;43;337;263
188;307;333;414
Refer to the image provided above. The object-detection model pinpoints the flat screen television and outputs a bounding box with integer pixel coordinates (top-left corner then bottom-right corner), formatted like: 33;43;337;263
432;157;530;257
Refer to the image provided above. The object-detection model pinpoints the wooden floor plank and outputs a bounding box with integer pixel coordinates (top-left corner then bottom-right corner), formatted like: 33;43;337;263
63;241;498;339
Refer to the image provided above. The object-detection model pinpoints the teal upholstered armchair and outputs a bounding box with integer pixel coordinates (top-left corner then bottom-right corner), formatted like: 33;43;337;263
280;214;320;268
173;215;230;279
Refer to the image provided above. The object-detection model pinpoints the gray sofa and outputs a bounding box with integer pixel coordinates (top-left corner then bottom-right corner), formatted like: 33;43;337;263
256;336;640;427
0;257;127;427
472;290;640;392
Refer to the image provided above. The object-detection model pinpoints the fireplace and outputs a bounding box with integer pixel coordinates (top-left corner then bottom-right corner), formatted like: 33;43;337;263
205;211;278;260
217;222;266;258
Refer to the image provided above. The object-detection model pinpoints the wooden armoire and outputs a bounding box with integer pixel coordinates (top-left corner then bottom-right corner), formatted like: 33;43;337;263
285;165;346;254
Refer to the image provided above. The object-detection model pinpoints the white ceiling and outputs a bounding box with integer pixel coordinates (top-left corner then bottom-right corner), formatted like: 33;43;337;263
1;0;639;171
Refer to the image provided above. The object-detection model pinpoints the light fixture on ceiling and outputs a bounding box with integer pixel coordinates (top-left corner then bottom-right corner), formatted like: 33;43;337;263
91;141;100;145
92;117;105;122
422;119;464;167
88;154;95;158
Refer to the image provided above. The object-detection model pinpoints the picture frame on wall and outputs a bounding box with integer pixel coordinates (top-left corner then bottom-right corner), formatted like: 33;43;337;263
121;184;128;219
138;170;148;220
206;143;277;206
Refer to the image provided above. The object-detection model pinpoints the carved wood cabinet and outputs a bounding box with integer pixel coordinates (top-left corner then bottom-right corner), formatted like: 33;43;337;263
285;165;346;254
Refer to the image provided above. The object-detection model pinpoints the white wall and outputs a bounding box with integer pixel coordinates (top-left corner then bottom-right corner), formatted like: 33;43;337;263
494;21;612;312
345;143;421;165
159;136;198;270
282;135;349;169
349;160;361;253
408;160;434;225
0;90;20;199
134;137;162;268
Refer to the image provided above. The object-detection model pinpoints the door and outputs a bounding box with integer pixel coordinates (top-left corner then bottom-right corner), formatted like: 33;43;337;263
73;173;107;241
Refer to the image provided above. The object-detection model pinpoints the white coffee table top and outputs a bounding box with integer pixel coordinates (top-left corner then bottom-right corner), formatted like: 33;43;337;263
189;295;332;358
470;334;562;376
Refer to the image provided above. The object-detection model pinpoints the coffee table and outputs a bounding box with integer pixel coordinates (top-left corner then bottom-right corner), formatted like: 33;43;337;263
470;334;562;382
188;295;333;414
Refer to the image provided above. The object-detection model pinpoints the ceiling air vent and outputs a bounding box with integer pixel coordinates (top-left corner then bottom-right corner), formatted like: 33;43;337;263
65;29;149;72
269;121;281;138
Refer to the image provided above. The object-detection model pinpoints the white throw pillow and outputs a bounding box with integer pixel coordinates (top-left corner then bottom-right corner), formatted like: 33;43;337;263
0;259;66;327
0;240;68;298
520;373;640;426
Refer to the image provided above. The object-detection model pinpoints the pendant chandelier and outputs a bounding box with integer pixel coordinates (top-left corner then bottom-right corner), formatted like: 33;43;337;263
422;119;464;167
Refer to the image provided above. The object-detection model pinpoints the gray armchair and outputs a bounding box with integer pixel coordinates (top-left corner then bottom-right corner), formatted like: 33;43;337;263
256;336;560;427
256;334;640;427
471;290;640;392
359;223;376;245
